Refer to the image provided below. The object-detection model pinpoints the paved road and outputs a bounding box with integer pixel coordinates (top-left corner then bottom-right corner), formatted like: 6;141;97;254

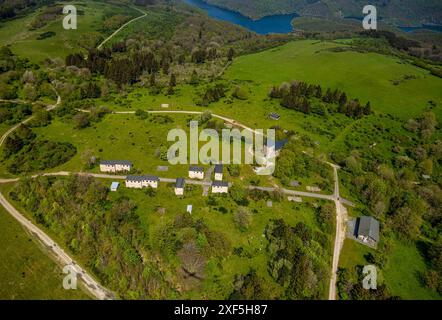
0;94;116;300
97;7;147;50
0;192;114;299
2;104;354;300
0;90;61;147
327;164;348;300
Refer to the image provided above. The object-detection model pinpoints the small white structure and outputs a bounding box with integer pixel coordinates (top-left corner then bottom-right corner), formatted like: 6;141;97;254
306;186;321;192
100;160;132;173
175;178;185;196
212;181;228;194
187;205;193;214
214;164;223;181
288;196;302;203
125;175;159;189
161;103;169;108
110;182;119;192
189;166;204;180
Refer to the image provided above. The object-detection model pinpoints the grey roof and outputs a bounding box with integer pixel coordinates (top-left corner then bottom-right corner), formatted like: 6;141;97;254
212;181;228;187
189;166;204;172
269;112;280;119
126;175;159;182
214;164;223;174
176;178;185;189
100;160;132;166
357;216;380;242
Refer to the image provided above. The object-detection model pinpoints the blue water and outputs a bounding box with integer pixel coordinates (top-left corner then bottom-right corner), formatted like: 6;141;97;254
399;24;442;33
183;0;298;34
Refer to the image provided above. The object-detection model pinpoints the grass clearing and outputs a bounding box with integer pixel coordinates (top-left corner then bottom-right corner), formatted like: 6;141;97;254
0;203;89;299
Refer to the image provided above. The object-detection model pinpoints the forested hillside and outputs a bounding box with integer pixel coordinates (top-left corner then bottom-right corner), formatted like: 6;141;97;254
205;0;442;25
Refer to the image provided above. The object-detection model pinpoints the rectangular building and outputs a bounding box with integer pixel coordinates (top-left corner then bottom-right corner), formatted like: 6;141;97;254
175;178;185;196
189;166;204;180
212;181;229;194
100;160;133;173
214;164;223;181
125;175;159;189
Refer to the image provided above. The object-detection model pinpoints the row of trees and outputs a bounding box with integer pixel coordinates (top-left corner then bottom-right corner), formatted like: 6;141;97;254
270;81;372;118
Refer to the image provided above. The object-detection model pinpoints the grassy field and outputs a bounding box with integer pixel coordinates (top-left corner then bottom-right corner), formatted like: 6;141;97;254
339;232;441;300
0;1;139;63
0;204;89;299
223;40;442;119
383;238;441;300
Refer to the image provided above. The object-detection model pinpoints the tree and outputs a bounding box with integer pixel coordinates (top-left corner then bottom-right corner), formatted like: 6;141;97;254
227;48;234;61
169;73;177;87
149;72;156;87
177;242;206;279
73;113;89;129
230;184;248;205
234;207;252;231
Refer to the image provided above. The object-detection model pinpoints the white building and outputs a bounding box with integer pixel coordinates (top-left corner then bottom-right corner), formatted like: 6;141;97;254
125;175;159;189
214;164;223;181
189;166;204;180
212;181;229;194
110;182;119;192
100;160;132;173
175;178;185;196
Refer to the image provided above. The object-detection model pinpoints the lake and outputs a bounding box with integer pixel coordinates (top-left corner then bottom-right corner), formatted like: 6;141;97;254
183;0;298;34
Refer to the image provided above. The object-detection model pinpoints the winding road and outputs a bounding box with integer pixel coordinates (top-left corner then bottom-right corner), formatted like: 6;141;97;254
97;7;147;50
1;101;353;300
0;93;115;300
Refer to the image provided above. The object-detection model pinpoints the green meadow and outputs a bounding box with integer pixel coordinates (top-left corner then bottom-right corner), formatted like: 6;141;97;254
0;1;139;63
339;233;440;300
223;40;442;119
0;204;89;299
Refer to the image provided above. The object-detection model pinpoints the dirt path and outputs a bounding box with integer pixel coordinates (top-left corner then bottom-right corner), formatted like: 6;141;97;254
97;7;147;50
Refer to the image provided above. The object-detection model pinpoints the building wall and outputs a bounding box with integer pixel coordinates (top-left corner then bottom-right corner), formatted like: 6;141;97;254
144;180;158;189
189;171;204;179
100;164;115;173
100;164;131;172
175;188;184;196
214;173;223;181
212;186;228;194
115;164;131;172
126;180;158;189
126;180;143;189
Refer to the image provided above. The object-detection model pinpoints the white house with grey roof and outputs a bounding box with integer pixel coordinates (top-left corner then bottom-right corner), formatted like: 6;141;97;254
356;216;380;246
175;178;185;196
212;181;228;194
100;160;132;173
189;166;204;180
214;164;223;181
125;175;159;189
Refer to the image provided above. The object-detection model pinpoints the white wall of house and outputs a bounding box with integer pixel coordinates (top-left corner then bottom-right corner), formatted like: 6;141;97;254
126;180;143;189
144;180;158;189
189;171;204;179
100;164;115;173
212;186;228;194
100;164;131;173
214;173;223;181
175;187;184;196
126;180;158;189
115;164;131;172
